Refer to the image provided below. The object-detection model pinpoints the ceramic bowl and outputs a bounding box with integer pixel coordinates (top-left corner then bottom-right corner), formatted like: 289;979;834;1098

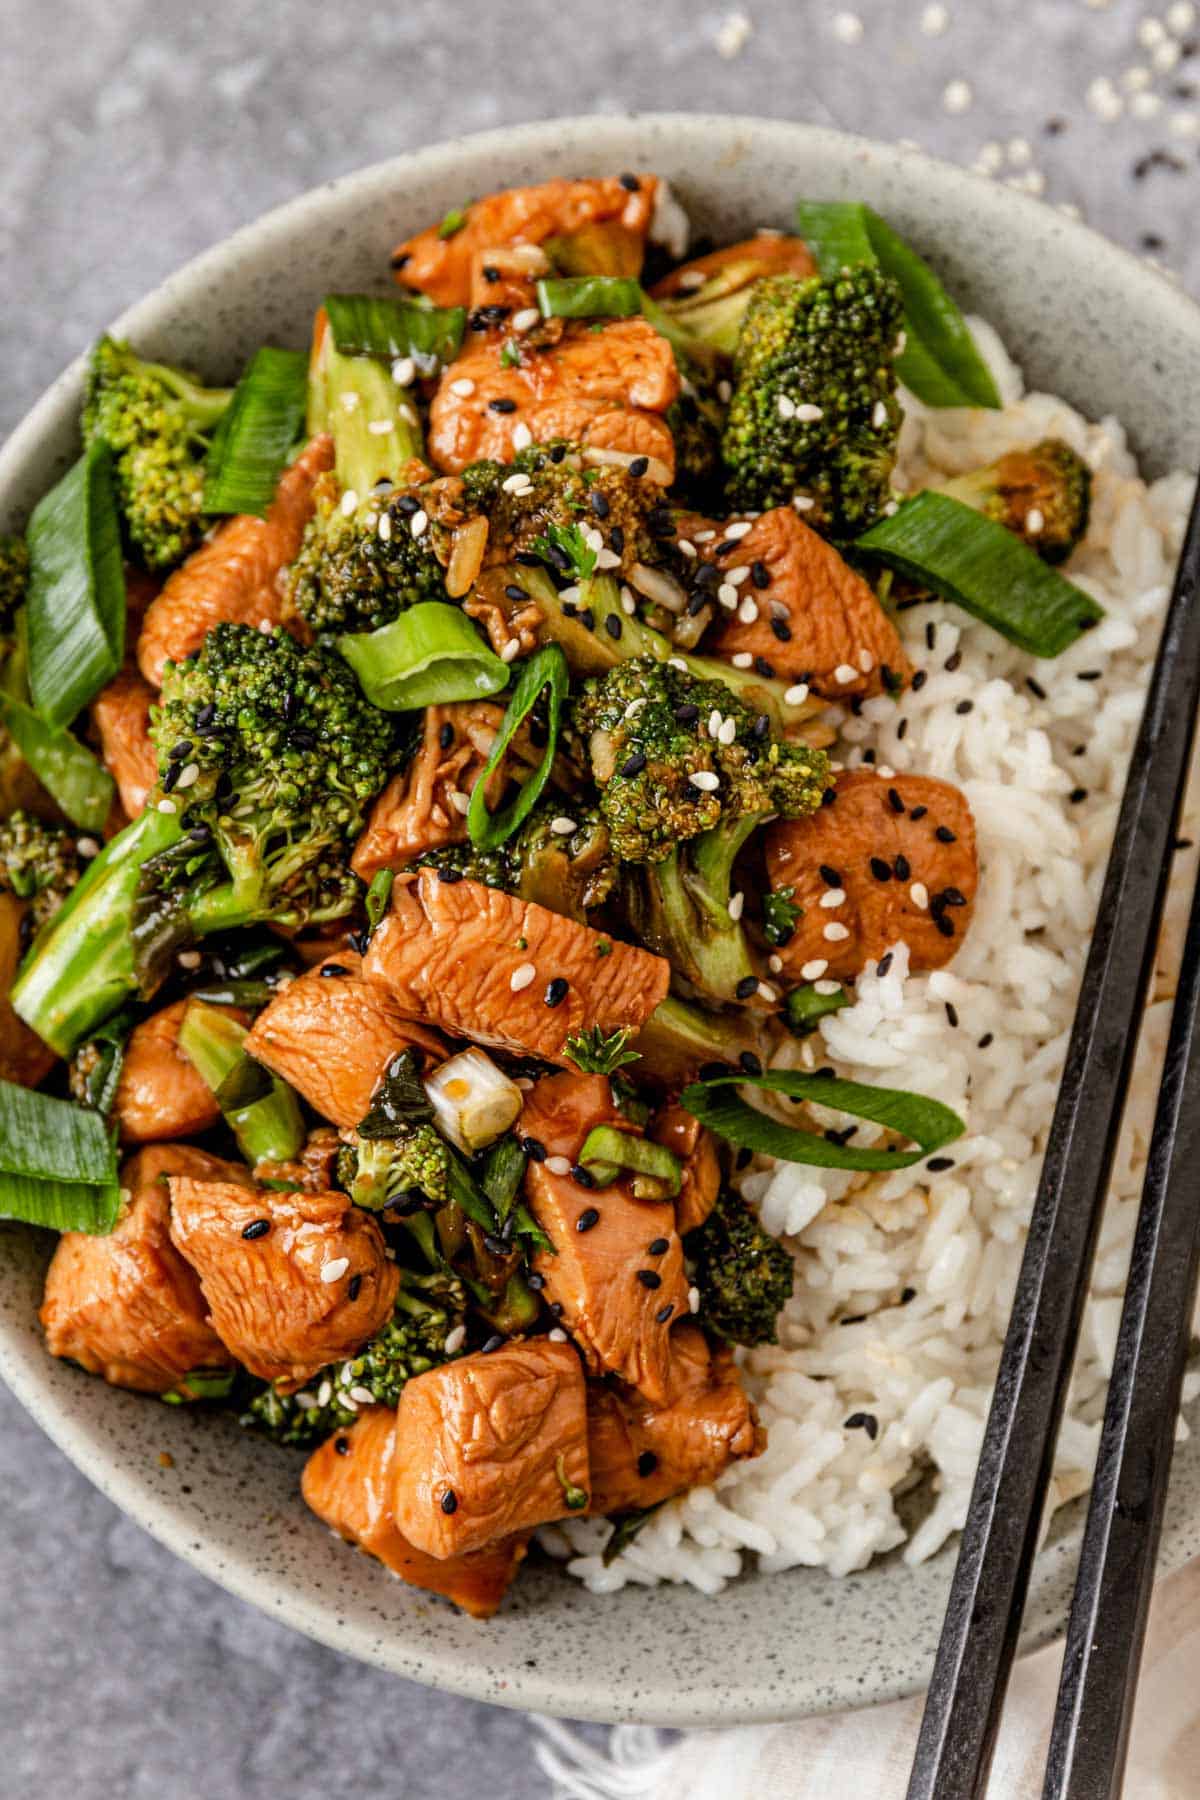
3;115;1200;1728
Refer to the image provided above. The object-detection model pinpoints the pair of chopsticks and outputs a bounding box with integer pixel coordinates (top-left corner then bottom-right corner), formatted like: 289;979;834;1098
907;475;1200;1800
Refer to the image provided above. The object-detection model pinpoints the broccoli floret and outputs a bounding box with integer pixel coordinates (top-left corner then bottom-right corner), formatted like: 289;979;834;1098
722;268;904;534
687;1187;794;1346
82;336;233;570
457;441;660;577
0;810;81;929
0;536;29;636
242;1268;466;1447
417;800;616;922
343;1124;452;1210
11;625;391;1056
935;438;1092;564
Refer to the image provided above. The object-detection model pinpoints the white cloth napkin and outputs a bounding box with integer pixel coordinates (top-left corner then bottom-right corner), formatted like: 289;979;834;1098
535;1557;1200;1799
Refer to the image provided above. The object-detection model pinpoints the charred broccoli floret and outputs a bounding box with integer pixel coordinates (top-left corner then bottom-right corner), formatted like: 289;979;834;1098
934;438;1091;564
417;800;616;922
11;625;391;1056
0;810;81;929
0;536;29;635
687;1187;794;1346
242;1267;466;1447
457;440;660;577
82;336;233;569
339;1049;453;1209
722;268;904;534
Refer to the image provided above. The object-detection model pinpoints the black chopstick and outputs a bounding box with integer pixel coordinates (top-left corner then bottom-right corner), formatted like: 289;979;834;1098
1042;858;1200;1800
907;474;1200;1800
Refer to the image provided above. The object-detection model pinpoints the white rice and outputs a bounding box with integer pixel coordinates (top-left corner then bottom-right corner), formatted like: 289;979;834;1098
542;318;1200;1593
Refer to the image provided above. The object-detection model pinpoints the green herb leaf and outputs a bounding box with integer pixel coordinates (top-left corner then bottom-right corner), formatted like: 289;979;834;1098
202;347;309;518
565;1025;642;1076
855;491;1102;656
479;1134;528;1220
358;1049;435;1138
500;340;522;370
794;200;1001;410
603;1501;668;1564
783;983;851;1036
681;1067;965;1171
529;521;598;581
338;602;511;711
467;644;569;850
26;443;125;728
762;887;802;948
437;208;468;240
536;276;644;320
323;294;466;372
0;1078;120;1234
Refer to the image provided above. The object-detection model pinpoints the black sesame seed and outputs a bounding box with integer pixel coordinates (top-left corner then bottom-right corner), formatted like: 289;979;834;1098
636;1269;662;1289
347;1273;362;1301
1070;786;1088;804
482;263;500;283
955;699;974;715
437;866;464;884
935;825;957;843
753;712;772;738
577;608;595;631
870;856;892;882
544;977;569;1007
735;975;759;1000
522;1136;547;1162
876;952;893;977
1026;676;1047;700
770;615;793;643
845;1412;879;1440
1077;669;1102;682
637;1450;659;1476
926;1156;955;1171
862;748;876;765
334;1435;350;1455
483;1234;509;1256
735;1146;753;1171
505;583;530;603
394;491;420;514
441;1489;458;1513
821;786;837;807
549;1302;563;1318
589;490;610;518
655;1303;675;1324
739;1050;763;1076
911;670;927;691
753;658;776;680
941;886;968;906
944;650;962;672
751;560;771;589
571;1163;596;1189
978;1032;994;1049
628;457;649;478
935;914;955;937
514;550;542;566
887;787;905;814
945;1002;959;1028
894;854;911;881
609;525;625;554
897;718;909;741
576;1207;600;1232
674;703;701;724
686;591;708;617
319;963;350;978
648;1237;670;1256
926;622;937;650
620;751;647;777
605;614;623;640
489;395;517;413
480;1334;505;1355
438;721;455;751
818;864;842;886
619;171;641;191
241;1219;270;1240
694;561;721;589
527;1271;546;1291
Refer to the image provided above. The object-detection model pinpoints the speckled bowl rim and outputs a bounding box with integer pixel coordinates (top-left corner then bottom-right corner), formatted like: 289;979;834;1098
3;114;1200;1728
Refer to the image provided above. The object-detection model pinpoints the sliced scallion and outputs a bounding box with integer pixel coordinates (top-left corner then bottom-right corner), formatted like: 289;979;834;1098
337;602;510;711
855;491;1102;656
178;999;305;1168
323;294;466;374
783;982;851;1036
26;442;125;729
537;276;643;320
467;643;569;850
681;1067;965;1171
0;1078;120;1234
202;347;309;518
794;200;1001;410
479;1134;528;1220
0;689;114;832
578;1124;682;1196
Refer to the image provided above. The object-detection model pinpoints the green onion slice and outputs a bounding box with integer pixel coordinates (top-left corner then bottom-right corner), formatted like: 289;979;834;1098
338;603;510;711
856;491;1102;656
794;200;1001;410
26;443;126;729
0;1078;120;1234
603;1501;668;1565
203;347;309;518
0;689;114;832
579;1125;681;1196
681;1067;965;1171
364;868;394;937
324;294;466;374
178;999;305;1167
783;982;852;1035
479;1133;528;1220
467;643;569;850
536;277;643;320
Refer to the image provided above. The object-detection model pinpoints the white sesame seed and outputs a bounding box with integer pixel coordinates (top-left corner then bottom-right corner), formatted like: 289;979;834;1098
768;954;783;974
545;1155;572;1176
731;651;754;668
728;891;745;921
814;979;842;996
340;392;360;412
174;762;200;790
819;888;846;908
76;836;100;858
973;142;1004;176
378;512;392;541
391;356;416;386
718;716;738;746
620;585;636;615
784;682;810;705
410;508;429;538
694;529;716;543
717;582;739;609
398;403;418;427
801;959;829;980
668;657;689;672
1170;107;1200;135
920;2;948;33
177;949;202;969
823;922;850;942
911;882;930;909
316;1378;333;1407
717;379;733;404
321;1257;350;1285
1132;89;1164;117
858;650;875;673
870;400;888;431
677;270;707;292
737;596;759;624
795;402;824;422
1025;507;1045;535
448;790;471;815
883;498;900;517
942;77;973;114
777;393;797;420
757;981;777;1002
595;547;621;570
157;798;177;814
1168;0;1196;29
558;584;581;604
512;307;540;332
727;565;751;586
510;962;537;992
501;472;531;494
624;697;647;718
500;639;520;663
367;419;395;435
834;663;858;684
511;421;533;451
1123;63;1153;91
340;489;360;517
548;1327;569;1343
1139;15;1167;47
349;1386;375;1406
876;765;895;779
339;1393;359;1413
689;770;720;792
295;1392;318;1410
688;1284;701;1314
832;10;863;43
550;816;577;835
444;1325;467;1355
707;709;722;739
714;9;753;58
677;538;697;557
1086;75;1124;121
724;520;753;540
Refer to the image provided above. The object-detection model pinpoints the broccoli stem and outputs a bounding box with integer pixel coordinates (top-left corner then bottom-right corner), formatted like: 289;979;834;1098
10;807;183;1057
633;993;763;1082
142;359;233;432
644;815;762;1004
177;999;305;1168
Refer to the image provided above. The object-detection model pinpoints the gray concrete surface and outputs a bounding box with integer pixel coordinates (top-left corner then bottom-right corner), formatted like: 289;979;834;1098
4;0;1199;1794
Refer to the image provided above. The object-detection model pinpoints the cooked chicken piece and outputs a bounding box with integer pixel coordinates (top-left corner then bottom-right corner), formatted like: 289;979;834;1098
243;952;446;1129
363;872;669;1066
137;436;333;686
114;997;247;1146
392;176;659;308
699;506;912;701
350;700;517;883
40;1144;247;1394
765;769;979;981
392;1338;589;1559
90;665;158;818
254;1126;342;1193
426;319;678;478
302;1406;529;1618
649;233;816;297
0;891;54;1087
586;1323;763;1515
650;1104;721;1236
466;243;546;316
521;1074;688;1405
168;1178;398;1391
